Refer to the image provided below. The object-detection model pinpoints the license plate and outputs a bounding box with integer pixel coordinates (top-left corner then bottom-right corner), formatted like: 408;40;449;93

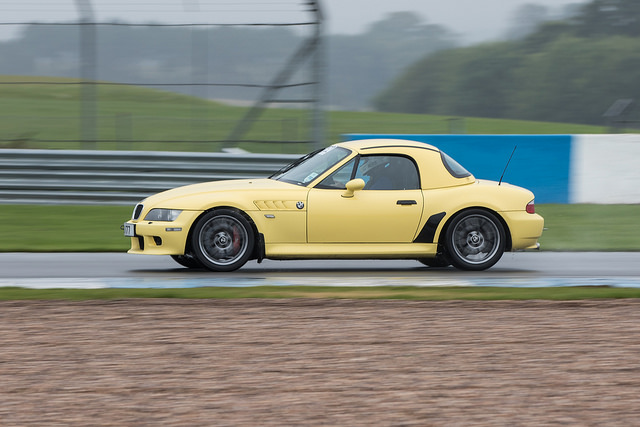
123;223;136;237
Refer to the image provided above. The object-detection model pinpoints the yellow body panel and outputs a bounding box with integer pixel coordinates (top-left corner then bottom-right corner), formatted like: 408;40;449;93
253;211;307;244
501;210;545;249
307;188;424;243
123;139;544;262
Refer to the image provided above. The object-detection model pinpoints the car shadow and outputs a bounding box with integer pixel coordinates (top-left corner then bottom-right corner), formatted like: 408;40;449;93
129;265;537;276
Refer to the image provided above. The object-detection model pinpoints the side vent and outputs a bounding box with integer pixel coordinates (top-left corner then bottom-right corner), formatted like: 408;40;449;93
413;212;446;243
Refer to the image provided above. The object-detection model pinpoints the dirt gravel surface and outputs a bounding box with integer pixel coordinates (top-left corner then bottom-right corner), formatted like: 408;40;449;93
1;299;640;426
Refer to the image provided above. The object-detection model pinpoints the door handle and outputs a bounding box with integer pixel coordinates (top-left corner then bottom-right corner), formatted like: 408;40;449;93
397;200;417;205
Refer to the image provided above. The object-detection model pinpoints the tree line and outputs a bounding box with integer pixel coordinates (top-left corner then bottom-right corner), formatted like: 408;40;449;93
374;0;640;125
0;12;455;111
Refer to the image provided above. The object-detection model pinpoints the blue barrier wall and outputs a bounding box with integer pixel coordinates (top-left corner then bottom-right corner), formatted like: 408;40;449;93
344;134;572;204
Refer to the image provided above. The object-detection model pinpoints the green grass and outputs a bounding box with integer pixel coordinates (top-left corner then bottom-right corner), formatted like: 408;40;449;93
0;204;638;253
0;75;616;154
1;285;639;301
0;205;132;252
327;110;607;141
537;204;640;251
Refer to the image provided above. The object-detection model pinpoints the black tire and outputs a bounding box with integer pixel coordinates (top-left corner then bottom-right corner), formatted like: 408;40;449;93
191;209;255;272
170;254;203;269
444;209;505;271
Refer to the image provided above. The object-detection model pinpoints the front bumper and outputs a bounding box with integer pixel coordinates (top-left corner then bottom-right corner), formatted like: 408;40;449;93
125;210;202;255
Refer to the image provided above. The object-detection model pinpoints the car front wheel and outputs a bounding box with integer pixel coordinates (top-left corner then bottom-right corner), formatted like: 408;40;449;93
191;209;254;272
444;209;505;271
170;254;203;269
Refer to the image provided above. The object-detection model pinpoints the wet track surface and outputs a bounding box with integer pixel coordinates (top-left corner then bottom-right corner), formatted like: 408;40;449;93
2;251;640;288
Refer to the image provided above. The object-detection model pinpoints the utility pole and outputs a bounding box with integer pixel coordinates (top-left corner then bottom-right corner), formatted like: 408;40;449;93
310;0;325;151
225;0;326;151
75;0;97;150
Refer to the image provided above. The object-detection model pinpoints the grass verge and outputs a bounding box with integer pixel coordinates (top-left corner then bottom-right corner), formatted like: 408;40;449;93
0;205;132;252
0;75;616;153
1;286;640;301
536;204;640;251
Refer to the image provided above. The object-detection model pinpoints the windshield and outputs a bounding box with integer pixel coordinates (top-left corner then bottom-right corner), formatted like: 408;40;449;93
271;146;352;186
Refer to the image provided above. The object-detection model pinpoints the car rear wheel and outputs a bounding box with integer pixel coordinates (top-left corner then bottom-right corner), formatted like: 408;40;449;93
191;209;254;272
444;209;505;271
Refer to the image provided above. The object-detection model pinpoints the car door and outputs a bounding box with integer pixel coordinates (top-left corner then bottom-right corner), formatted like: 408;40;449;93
307;155;424;243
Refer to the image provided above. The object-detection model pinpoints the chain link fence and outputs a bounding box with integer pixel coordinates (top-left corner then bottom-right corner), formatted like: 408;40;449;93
0;0;325;152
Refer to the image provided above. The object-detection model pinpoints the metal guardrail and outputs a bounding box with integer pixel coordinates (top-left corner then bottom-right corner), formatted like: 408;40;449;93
0;149;299;205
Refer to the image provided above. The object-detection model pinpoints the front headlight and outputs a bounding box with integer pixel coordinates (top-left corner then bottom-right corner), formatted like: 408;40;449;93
144;209;183;222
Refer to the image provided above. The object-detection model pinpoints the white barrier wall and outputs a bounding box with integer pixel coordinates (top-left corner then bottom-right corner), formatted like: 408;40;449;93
571;135;640;204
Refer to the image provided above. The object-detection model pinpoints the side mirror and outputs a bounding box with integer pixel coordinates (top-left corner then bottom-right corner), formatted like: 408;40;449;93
342;178;365;198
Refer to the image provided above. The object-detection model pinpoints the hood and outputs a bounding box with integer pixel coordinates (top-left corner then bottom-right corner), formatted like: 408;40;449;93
142;178;301;207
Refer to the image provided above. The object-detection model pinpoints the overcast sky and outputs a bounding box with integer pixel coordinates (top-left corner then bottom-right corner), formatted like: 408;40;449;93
0;0;587;43
324;0;585;41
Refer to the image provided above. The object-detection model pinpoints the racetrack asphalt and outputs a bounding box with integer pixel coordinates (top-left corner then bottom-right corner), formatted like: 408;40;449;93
1;251;640;288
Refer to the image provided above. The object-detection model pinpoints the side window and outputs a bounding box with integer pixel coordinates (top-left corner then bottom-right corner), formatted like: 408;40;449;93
315;158;357;189
355;155;419;190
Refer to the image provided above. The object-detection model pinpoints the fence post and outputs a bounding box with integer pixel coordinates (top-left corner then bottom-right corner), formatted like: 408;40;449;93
75;0;97;150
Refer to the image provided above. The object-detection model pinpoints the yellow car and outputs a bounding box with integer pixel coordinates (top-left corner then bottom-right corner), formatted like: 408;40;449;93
123;139;543;271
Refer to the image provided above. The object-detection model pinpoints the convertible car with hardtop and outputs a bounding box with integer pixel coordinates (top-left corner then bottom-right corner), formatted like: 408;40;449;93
123;139;544;271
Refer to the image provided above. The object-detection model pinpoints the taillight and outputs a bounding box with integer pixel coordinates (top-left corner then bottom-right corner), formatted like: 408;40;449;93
526;200;535;214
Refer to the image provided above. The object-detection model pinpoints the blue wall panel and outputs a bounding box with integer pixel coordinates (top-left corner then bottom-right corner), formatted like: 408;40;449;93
344;134;572;204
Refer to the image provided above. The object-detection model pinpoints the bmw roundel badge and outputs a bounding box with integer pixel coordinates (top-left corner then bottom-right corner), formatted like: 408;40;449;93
296;201;305;210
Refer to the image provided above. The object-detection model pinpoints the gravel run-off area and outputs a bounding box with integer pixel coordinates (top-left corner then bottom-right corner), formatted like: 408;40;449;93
1;299;640;426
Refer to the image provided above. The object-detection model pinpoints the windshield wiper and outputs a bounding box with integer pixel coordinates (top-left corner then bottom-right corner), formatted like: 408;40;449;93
269;149;322;180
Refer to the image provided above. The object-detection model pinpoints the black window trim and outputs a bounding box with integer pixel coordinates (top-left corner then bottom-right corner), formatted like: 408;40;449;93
355;153;422;190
